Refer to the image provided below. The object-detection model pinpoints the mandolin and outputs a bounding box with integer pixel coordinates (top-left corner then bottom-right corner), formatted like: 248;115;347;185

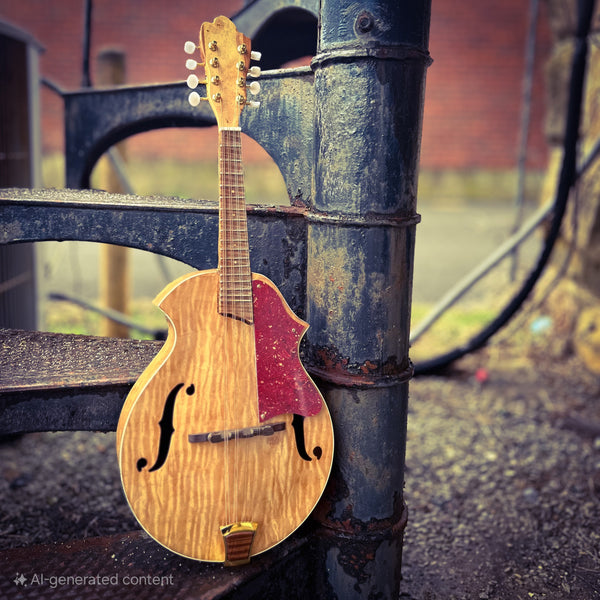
117;15;334;565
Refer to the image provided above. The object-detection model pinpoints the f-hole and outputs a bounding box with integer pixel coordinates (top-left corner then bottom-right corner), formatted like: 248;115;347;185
292;414;312;462
136;382;193;472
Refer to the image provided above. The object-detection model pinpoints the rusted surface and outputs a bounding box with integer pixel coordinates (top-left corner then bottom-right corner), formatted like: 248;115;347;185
306;4;430;595
64;68;315;204
314;384;410;524
316;501;408;591
316;487;408;539
0;531;314;600
0;188;309;315
0;329;162;393
309;345;414;388
0;329;163;434
306;209;422;229
306;0;430;600
306;225;416;370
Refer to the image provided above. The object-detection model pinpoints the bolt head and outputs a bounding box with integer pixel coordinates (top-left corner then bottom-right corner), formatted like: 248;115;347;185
355;10;375;34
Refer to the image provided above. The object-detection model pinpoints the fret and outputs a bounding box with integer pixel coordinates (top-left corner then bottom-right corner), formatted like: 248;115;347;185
219;270;252;275
220;282;252;288
220;295;253;301
218;244;251;251
220;277;252;283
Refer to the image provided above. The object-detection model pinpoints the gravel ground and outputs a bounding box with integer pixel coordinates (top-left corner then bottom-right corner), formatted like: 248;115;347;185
1;342;599;599
402;346;600;600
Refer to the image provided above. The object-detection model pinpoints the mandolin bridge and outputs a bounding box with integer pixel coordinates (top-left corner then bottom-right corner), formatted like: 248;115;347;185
188;421;285;444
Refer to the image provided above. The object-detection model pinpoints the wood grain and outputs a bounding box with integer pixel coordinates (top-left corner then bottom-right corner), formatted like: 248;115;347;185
117;270;333;562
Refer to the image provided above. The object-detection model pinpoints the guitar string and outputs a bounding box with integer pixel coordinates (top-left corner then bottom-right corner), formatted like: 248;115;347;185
232;129;240;523
233;129;246;525
226;129;237;527
219;126;231;527
222;127;248;526
228;128;240;524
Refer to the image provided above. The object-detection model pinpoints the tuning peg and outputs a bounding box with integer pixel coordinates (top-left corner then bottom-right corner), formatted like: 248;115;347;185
187;74;199;89
246;100;260;108
247;81;260;95
184;41;196;55
250;50;262;61
188;91;205;107
186;58;199;70
247;66;261;78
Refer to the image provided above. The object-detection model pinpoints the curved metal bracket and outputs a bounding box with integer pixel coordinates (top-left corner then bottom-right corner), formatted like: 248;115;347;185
64;70;315;205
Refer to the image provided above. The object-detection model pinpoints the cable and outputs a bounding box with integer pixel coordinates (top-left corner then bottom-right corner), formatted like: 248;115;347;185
414;0;596;375
47;291;166;339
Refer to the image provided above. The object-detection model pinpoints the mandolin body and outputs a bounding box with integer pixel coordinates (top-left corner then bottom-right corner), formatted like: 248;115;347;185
117;269;333;562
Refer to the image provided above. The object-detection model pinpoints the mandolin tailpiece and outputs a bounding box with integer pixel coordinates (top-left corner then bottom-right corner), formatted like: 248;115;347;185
220;521;258;566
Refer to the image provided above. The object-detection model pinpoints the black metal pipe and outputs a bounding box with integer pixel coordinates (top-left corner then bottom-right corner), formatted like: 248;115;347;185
306;1;431;596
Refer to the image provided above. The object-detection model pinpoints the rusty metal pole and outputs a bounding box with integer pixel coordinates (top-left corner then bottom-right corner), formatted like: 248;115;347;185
307;0;431;597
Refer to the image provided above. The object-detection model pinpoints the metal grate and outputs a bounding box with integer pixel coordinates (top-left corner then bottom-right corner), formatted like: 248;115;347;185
0;531;312;600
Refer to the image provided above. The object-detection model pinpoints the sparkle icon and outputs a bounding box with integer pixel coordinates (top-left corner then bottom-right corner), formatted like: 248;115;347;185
13;573;27;586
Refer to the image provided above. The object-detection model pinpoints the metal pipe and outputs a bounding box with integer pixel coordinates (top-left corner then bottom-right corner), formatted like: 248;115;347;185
510;0;539;280
307;1;431;597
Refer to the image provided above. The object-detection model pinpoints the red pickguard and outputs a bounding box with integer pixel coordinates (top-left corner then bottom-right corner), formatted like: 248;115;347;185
253;277;323;422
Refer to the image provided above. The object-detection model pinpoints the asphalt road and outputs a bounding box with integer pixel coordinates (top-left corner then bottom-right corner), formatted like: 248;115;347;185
413;197;541;304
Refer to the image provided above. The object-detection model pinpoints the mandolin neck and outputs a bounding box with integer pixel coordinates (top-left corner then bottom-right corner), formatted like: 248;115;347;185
218;127;253;324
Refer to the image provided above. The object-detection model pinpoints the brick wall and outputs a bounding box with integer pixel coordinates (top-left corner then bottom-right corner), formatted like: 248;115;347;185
0;0;552;169
423;0;552;169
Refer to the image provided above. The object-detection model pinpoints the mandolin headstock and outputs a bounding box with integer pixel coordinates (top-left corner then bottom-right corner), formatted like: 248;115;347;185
185;16;261;128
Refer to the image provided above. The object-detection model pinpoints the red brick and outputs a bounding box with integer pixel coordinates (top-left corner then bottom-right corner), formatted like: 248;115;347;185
0;0;552;169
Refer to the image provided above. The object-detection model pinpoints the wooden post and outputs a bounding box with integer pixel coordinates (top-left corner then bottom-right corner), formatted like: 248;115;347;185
96;49;130;338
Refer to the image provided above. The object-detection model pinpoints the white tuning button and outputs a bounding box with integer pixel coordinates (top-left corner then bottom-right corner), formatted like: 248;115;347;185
184;41;196;55
248;66;261;78
188;91;201;107
247;81;260;95
250;50;262;61
186;58;198;70
187;74;199;89
246;100;260;108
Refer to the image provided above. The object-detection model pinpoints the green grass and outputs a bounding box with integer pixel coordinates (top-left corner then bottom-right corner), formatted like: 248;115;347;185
417;168;544;204
409;302;498;362
44;298;167;340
